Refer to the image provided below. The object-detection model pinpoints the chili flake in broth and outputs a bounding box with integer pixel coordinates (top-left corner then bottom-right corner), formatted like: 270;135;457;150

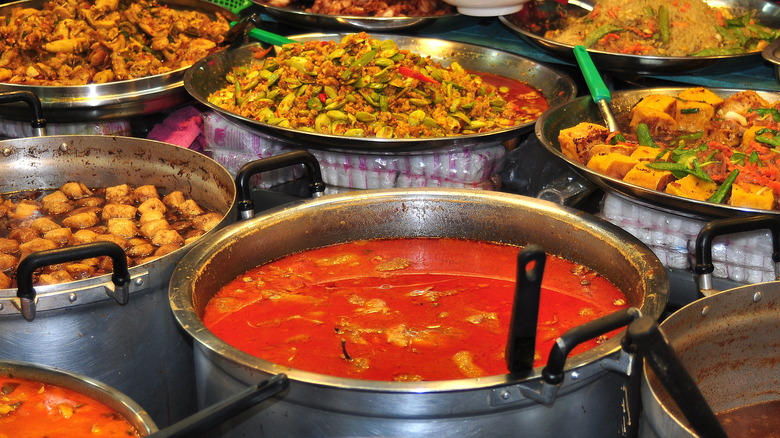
207;32;549;139
202;238;629;381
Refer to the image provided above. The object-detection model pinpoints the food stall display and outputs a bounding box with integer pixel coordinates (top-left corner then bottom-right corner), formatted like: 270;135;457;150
0;0;777;436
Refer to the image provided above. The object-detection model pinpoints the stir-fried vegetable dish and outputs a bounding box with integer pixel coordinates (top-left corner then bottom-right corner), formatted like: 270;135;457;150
0;0;231;85
207;32;549;139
559;87;780;210
203;238;628;381
0;375;141;437
537;0;780;56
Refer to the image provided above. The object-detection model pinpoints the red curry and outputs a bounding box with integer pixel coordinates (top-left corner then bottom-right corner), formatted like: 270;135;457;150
0;375;141;437
203;238;629;381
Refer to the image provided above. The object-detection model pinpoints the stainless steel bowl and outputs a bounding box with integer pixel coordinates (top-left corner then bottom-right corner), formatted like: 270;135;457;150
535;87;780;219
185;33;577;152
255;1;460;31
500;0;780;76
0;0;237;122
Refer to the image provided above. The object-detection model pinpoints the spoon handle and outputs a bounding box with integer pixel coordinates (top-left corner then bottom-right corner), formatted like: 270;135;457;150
574;45;619;133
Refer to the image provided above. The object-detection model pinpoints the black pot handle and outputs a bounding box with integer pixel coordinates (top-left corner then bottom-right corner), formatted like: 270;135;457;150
16;241;131;321
541;307;642;385
694;215;780;297
626;316;728;438
235;150;326;221
0;90;46;136
147;373;289;438
506;245;546;377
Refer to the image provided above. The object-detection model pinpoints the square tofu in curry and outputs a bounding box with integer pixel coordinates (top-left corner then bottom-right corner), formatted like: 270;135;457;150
729;182;775;210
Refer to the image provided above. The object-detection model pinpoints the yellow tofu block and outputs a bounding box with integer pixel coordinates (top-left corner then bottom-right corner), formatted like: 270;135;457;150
729;182;775;210
630;146;669;161
665;174;718;201
623;163;675;190
587;152;639;179
677;87;724;105
590;143;635;157
558;122;610;163
675;101;715;132
634;94;678;113
629;106;678;135
741;125;772;148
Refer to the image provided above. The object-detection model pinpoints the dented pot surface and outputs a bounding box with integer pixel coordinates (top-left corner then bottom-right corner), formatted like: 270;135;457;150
0;135;236;427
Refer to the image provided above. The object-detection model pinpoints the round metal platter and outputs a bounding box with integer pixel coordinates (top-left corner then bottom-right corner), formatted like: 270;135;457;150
535;87;780;219
0;0;237;122
253;1;459;31
499;0;780;76
185;33;577;152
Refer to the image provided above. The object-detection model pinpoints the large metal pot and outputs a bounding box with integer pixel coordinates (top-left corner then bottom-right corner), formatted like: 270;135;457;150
169;188;668;437
0;135;236;427
639;216;780;437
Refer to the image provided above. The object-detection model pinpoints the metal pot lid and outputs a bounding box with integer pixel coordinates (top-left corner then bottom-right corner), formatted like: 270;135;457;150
184;33;577;152
535;87;780;220
0;0;237;122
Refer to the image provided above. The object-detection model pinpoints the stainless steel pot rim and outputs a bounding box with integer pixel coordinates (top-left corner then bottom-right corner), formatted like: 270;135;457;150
170;188;667;392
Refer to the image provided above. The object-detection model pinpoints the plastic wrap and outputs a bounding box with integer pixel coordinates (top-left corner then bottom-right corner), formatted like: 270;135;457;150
202;111;507;191
599;193;775;283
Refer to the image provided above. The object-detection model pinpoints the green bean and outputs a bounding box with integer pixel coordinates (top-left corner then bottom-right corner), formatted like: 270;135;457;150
658;6;670;45
583;24;622;47
707;170;739;204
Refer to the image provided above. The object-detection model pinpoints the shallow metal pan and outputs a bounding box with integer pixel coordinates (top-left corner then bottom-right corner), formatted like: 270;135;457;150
254;1;459;31
535;87;780;219
0;0;237;122
500;0;780;76
185;33;577;152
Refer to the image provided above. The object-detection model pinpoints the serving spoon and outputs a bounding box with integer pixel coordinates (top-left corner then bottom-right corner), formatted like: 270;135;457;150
573;45;620;135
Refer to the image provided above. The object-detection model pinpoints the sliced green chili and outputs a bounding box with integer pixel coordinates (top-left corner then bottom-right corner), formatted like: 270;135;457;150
636;123;659;147
749;108;780;122
680;107;700;114
707;169;739;203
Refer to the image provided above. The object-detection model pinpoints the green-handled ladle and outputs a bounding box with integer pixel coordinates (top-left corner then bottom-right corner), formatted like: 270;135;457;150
210;0;295;46
573;45;620;135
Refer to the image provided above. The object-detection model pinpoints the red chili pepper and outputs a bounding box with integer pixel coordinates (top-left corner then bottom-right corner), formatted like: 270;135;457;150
397;66;439;84
318;92;327;103
252;46;273;59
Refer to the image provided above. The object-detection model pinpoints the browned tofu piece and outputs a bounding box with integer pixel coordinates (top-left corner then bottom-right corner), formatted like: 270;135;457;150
630;146;670;161
674;100;715;132
665;175;718;201
729;182;775;210
586;152;639;179
623;163;675;190
677;87;724;105
629;106;678;135
557;122;610;163
718;90;771;116
589;143;635;157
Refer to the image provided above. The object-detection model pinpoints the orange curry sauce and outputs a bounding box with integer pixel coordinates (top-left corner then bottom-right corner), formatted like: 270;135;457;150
0;376;141;437
203;238;628;381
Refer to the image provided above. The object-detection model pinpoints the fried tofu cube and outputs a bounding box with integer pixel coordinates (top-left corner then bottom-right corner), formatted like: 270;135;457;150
729;182;775;210
665;175;718;201
558;122;610;163
138;198;167;215
162;191;187;209
675;101;715;132
623;163;675;190
630;146;669;161
586;153;639;179
629;106;678;135
107;218;138;239
177;199;206;219
677;87;724;105
102;203;138;220
133;185;160;203
60;182;93;200
718;90;771;116
589;143;635;157
105;184;133;204
0;271;10;289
